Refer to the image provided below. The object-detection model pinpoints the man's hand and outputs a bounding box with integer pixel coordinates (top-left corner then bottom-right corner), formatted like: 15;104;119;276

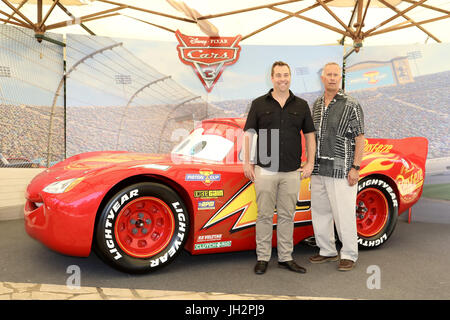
302;132;316;179
348;168;359;186
299;162;313;179
243;163;256;182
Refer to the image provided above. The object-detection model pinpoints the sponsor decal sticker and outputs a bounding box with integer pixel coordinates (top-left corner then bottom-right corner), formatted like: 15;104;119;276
194;241;232;250
194;189;224;198
175;30;242;92
197;234;223;242
198;200;216;210
396;167;424;197
185;169;221;186
364;140;393;154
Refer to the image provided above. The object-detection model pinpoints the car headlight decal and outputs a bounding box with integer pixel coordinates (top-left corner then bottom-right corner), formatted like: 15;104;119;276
43;177;84;194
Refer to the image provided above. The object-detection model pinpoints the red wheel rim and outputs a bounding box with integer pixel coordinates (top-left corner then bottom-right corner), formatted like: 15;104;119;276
356;188;389;238
114;197;175;258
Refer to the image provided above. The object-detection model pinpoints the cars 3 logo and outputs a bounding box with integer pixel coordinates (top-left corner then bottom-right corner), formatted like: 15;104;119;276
175;30;242;92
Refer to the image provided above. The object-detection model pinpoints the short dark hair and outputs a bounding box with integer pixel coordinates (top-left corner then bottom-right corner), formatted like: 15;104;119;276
271;61;291;76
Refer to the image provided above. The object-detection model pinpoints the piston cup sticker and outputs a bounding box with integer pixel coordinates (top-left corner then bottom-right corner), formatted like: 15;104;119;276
175;30;242;92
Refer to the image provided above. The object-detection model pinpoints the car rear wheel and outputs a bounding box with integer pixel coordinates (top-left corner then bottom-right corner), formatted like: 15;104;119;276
94;182;189;273
356;177;398;249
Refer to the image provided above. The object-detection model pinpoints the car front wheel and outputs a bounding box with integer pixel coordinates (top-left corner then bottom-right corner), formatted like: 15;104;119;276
94;182;189;273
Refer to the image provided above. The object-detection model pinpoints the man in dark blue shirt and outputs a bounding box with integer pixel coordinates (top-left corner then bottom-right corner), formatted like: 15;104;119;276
243;61;316;275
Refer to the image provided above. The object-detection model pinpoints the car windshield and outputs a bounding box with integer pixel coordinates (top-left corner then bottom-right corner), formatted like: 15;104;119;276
171;128;234;162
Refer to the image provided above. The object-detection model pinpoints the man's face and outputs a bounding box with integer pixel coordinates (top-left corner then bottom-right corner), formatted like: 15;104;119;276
321;64;342;92
271;65;291;93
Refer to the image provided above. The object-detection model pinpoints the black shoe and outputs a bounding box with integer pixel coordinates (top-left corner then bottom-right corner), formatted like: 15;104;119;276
254;261;268;275
278;260;307;274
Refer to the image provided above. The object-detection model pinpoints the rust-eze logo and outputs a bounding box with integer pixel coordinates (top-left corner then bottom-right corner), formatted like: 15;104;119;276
175;30;242;92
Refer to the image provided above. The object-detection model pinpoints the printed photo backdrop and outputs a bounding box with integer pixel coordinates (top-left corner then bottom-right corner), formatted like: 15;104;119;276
0;24;447;212
0;25;64;168
345;43;450;203
345;43;450;160
65;33;342;157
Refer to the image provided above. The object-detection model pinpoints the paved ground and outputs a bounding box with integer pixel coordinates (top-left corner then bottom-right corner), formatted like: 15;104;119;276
1;213;450;300
1;281;334;300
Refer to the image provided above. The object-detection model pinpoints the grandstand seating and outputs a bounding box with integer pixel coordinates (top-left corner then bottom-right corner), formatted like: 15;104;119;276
1;70;448;165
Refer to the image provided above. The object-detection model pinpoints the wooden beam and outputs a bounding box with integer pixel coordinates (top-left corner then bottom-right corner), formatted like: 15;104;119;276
55;2;95;35
96;0;196;23
38;0;60;29
378;0;440;42
197;0;305;20
315;0;356;37
0;16;32;28
402;0;450;15
0;8;29;27
241;14;291;41
1;0;34;27
2;0;27;25
364;0;428;36
268;9;350;37
355;0;371;39
268;1;350;37
120;14;176;33
46;6;126;30
339;0;358;44
37;0;42;25
241;1;331;41
82;12;120;23
275;0;335;17
369;14;450;36
356;0;363;24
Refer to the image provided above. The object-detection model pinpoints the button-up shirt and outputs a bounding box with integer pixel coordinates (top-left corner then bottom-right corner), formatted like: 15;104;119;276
244;89;315;172
312;89;364;179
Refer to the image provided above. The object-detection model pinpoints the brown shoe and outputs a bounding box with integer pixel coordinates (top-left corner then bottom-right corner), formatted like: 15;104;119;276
338;259;355;271
309;254;339;264
278;260;307;274
254;261;268;275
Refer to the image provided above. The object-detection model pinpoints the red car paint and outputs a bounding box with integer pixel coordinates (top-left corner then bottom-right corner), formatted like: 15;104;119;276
24;118;428;259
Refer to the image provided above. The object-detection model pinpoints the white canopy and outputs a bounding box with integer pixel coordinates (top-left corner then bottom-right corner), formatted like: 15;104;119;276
0;0;449;46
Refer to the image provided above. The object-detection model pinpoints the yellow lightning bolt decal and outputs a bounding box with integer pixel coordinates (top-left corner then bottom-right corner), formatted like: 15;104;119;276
202;181;257;232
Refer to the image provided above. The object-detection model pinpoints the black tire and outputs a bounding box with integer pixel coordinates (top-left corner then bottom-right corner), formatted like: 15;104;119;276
356;177;398;249
94;182;189;273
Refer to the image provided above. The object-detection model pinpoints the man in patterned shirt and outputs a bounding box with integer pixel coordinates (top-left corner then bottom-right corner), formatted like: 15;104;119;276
308;62;365;271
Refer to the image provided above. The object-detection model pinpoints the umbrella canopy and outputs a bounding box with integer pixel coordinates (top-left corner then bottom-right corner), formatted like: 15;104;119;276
329;0;402;7
0;0;448;47
8;0;90;4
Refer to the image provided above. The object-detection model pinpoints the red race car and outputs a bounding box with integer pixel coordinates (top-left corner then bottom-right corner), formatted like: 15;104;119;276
24;118;428;273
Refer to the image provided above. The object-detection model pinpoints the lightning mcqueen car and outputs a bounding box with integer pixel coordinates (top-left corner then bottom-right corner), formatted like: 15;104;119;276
25;118;428;273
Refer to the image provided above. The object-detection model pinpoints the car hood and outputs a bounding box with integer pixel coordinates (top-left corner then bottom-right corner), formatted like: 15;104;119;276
26;151;193;199
48;151;174;173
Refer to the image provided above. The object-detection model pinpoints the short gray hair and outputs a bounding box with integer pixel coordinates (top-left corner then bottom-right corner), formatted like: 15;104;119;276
321;62;341;76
